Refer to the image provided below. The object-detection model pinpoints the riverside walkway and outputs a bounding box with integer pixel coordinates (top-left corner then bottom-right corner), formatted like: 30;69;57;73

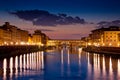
0;45;45;58
83;46;120;55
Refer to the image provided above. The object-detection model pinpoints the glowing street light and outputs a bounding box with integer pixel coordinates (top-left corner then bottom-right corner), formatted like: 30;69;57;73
15;42;18;45
20;42;25;45
109;43;112;46
88;43;91;46
10;42;14;45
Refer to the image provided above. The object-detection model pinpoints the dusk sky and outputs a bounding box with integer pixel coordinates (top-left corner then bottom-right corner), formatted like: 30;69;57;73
0;0;120;39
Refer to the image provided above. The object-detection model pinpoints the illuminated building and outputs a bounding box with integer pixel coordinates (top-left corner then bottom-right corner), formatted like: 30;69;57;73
32;30;42;45
0;22;29;45
0;28;11;45
32;30;48;45
28;34;33;44
83;26;120;47
103;27;120;46
0;22;49;46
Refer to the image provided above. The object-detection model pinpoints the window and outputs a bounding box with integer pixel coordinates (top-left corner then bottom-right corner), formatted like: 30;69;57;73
118;33;120;41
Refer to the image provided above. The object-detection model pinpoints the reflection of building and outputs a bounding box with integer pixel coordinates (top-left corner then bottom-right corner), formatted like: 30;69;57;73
82;26;120;47
0;22;28;45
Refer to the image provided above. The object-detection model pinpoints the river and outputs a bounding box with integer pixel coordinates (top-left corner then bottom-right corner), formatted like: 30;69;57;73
0;47;120;80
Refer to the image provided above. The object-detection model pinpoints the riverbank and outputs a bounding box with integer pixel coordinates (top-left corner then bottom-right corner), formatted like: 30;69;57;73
83;46;120;55
0;45;47;58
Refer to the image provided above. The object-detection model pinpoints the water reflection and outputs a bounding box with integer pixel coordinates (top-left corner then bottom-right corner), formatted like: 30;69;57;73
41;51;44;69
1;51;44;80
10;57;13;79
3;59;7;80
67;49;70;65
15;56;18;77
87;52;120;80
1;48;120;80
78;48;82;65
61;49;64;64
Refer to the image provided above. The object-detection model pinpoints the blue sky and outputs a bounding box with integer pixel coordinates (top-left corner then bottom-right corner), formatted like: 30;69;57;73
0;0;120;22
0;0;120;39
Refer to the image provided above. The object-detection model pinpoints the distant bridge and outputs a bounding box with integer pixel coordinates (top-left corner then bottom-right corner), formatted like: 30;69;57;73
47;39;83;47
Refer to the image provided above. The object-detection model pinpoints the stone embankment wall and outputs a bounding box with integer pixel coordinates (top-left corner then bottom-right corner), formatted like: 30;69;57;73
83;46;120;55
0;45;46;58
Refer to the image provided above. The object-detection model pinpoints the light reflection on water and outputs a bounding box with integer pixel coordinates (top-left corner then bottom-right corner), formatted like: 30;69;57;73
1;51;44;80
3;59;7;80
0;48;120;80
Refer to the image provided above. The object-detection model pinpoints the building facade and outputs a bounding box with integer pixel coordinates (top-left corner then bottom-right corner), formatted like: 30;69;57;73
0;22;49;46
31;30;48;45
0;22;29;45
83;26;120;47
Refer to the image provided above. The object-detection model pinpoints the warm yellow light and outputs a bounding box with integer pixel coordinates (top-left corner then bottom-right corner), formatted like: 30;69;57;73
118;43;119;47
78;48;82;53
41;44;44;46
98;43;100;46
20;42;25;45
102;43;105;46
109;43;112;46
10;42;13;45
4;42;9;45
15;42;18;45
32;43;35;45
4;42;7;45
88;43;91;45
27;42;30;45
93;43;100;47
37;42;41;45
93;43;97;46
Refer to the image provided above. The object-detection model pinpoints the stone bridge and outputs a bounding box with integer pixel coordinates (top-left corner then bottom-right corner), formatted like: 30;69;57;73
47;39;82;47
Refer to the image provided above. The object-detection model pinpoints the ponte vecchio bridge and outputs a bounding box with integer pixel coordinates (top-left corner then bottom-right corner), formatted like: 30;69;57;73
47;39;83;47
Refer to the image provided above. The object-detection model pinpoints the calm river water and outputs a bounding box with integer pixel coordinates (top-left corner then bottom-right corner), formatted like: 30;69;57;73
0;47;120;80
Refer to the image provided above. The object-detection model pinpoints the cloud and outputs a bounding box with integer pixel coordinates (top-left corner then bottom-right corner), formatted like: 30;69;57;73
97;19;120;28
10;10;86;26
22;27;54;32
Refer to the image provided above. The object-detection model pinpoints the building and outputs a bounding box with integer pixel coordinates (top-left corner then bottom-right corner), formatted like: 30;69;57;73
32;30;42;45
103;26;120;46
0;28;11;45
31;30;48;45
0;22;29;45
28;34;33;44
0;22;49;46
83;26;120;47
90;27;105;46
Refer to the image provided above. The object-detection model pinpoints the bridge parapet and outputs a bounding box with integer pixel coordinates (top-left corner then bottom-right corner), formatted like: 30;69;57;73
47;39;82;46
